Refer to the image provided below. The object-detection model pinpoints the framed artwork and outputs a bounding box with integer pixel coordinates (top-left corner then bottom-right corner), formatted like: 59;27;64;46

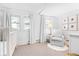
23;16;30;30
78;23;79;30
69;23;77;31
62;24;68;30
63;17;68;24
62;15;79;31
62;17;68;31
10;15;20;30
69;16;77;23
78;16;79;22
77;16;79;31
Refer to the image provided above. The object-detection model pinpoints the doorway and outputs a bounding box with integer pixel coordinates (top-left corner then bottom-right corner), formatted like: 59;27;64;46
22;16;31;45
17;16;31;45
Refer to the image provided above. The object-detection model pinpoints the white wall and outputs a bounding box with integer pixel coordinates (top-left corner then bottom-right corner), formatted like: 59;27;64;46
40;3;79;38
40;4;79;53
7;9;31;45
0;5;42;55
42;16;61;42
58;9;79;40
0;4;42;45
8;8;41;45
40;4;79;16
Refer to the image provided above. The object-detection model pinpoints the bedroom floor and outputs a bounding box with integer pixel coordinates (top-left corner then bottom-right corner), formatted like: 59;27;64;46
13;43;69;56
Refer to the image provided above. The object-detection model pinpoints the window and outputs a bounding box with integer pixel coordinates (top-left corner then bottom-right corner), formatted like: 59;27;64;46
10;16;20;30
23;16;30;30
45;19;53;34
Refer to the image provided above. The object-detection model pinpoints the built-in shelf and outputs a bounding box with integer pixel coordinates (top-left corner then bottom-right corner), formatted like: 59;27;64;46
68;31;79;36
69;31;79;54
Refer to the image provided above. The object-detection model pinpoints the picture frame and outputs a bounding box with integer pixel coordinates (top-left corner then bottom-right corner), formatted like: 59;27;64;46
69;23;77;31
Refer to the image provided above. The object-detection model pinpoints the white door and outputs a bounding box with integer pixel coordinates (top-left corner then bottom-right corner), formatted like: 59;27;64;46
20;16;30;45
16;16;31;45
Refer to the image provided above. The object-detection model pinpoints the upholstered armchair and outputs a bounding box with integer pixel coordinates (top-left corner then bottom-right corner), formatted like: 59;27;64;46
49;29;64;47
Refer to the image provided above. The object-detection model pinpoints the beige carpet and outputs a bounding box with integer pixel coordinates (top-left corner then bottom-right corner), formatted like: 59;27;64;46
13;43;69;56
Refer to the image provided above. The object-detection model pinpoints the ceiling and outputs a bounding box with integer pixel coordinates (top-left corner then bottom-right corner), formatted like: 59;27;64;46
0;3;50;13
1;3;79;16
40;3;79;16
